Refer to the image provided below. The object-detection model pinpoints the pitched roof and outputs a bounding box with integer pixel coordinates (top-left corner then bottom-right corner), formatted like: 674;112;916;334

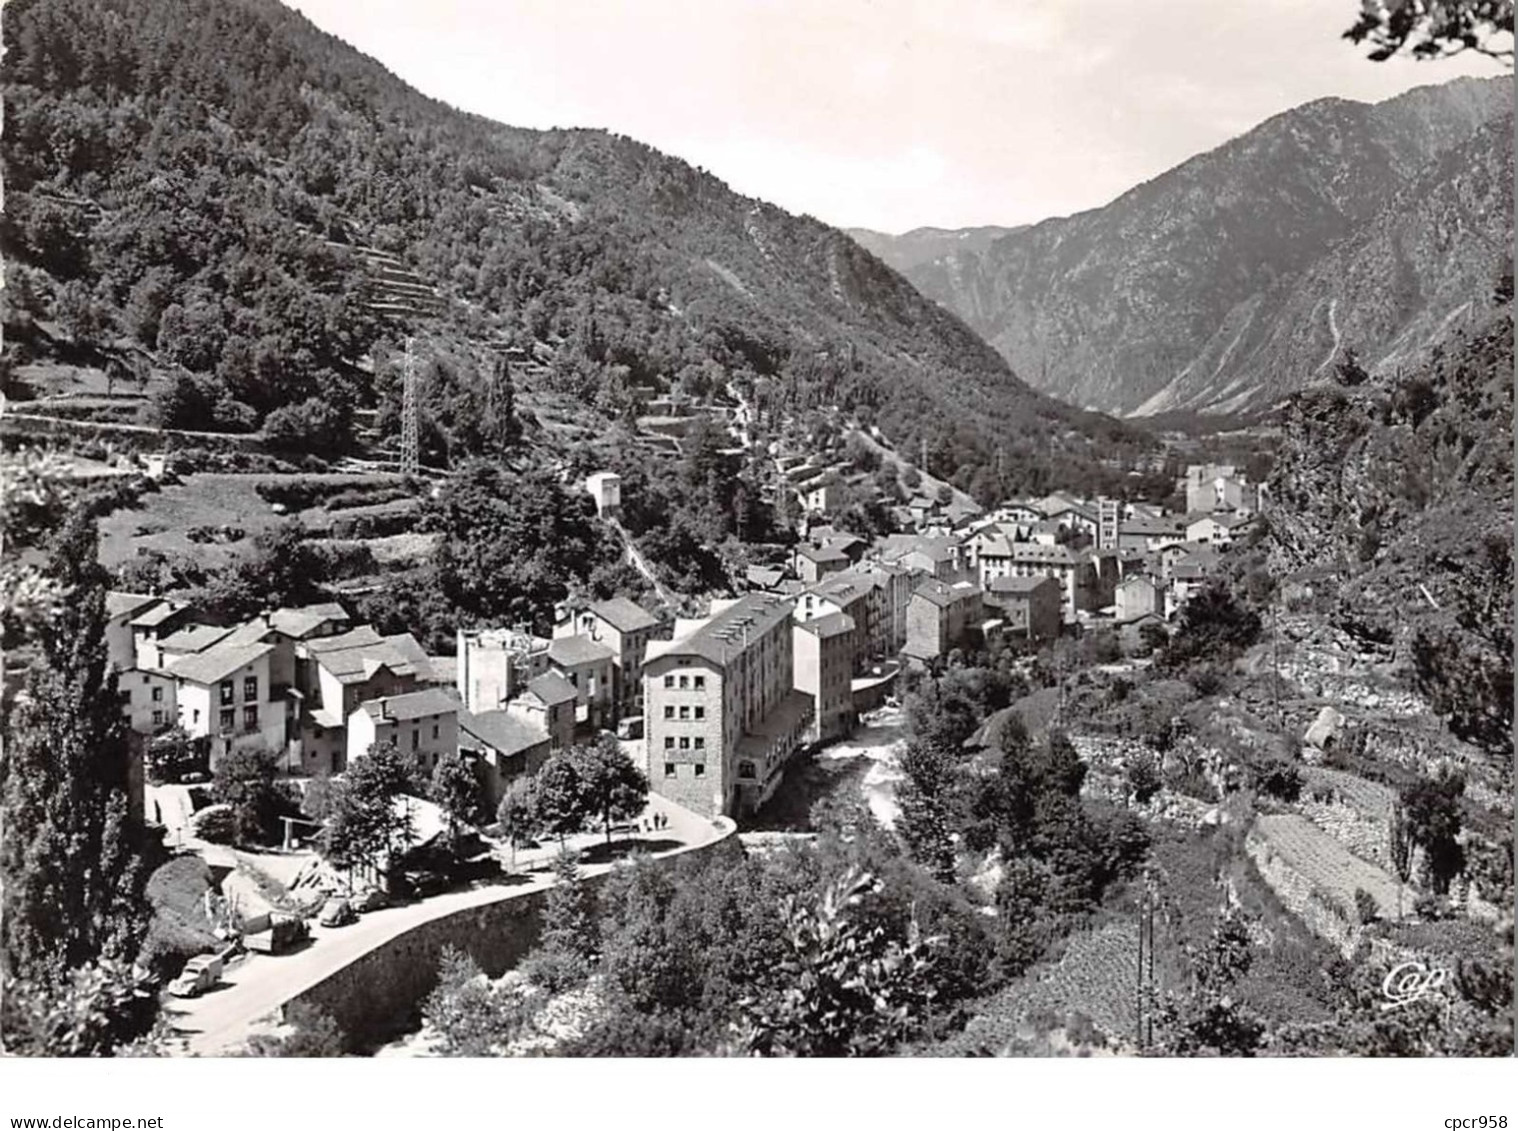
797;544;848;564
359;688;458;723
106;591;160;621
1010;544;1080;565
810;570;875;604
912;579;979;608
269;602;350;639
167;642;274;686
987;575;1060;595
547;635;616;668
746;564;787;588
651;591;797;667
460;709;549;758
129;600;188;629
797;612;856;639
525;671;578;706
589;596;660;634
306;625;429;683
159;623;231;653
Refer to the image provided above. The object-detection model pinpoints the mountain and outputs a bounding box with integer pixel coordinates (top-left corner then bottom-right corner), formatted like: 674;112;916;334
0;0;1150;504
846;225;1026;276
885;77;1512;416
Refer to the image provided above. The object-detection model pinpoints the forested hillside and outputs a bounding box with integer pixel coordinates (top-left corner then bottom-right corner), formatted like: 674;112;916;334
0;0;1149;500
887;77;1512;416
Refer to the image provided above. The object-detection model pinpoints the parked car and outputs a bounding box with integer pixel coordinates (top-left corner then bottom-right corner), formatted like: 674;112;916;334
317;898;356;928
404;869;450;898
244;913;309;955
615;716;644;740
349;887;389;913
168;954;222;998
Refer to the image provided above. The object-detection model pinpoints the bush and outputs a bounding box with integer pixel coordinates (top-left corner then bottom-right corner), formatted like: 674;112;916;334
189;804;237;844
1353;888;1378;925
263;397;352;455
1252;761;1302;803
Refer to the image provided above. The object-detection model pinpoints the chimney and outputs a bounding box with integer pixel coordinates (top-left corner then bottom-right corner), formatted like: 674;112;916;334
379;699;390;720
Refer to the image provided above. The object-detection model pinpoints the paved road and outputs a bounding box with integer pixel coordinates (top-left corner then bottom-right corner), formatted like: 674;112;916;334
167;794;724;1056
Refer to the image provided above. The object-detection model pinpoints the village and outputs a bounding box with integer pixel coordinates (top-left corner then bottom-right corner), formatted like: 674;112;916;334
106;458;1264;829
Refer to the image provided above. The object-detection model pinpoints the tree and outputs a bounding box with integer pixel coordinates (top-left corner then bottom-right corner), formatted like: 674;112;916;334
430;750;481;855
495;777;541;872
1127;752;1163;805
895;740;959;883
194;520;327;624
1157;906;1265;1057
521;851;599;992
0;512;149;987
262;396;353;455
210;746;284;846
1399;769;1467;894
530;751;590;849
0;959;158;1057
320;740;419;880
571;737;648;845
1345;0;1514;61
735;868;942;1056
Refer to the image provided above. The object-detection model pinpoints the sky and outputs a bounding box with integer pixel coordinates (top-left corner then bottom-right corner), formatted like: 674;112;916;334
286;0;1509;233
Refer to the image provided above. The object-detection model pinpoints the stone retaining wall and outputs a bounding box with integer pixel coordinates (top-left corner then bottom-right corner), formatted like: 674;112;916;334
286;820;742;1050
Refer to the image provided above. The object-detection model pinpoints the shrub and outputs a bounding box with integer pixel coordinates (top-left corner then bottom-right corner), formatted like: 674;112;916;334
1353;888;1378;925
1252;761;1302;803
189;804;237;844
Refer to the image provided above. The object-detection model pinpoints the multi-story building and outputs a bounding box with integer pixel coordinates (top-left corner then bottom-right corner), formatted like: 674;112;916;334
167;642;288;768
1004;545;1100;623
1181;464;1263;516
126;599;193;672
984;575;1062;642
642;592;812;818
1116;574;1165;622
456;627;551;715
105;592;162;673
346;688;459;777
555;597;664;719
903;580;984;663
508;672;578;751
795;543;849;584
546;635;617;732
459;709;551;811
793;613;857;743
300;626;431;774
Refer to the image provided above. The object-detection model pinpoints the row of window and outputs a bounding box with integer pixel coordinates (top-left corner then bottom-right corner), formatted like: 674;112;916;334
663;762;705;777
661;673;706;690
662;704;706;720
662;735;706;751
219;706;259;732
219;676;259;706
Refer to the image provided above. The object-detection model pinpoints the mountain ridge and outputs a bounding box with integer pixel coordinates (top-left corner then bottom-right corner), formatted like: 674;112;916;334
877;75;1512;416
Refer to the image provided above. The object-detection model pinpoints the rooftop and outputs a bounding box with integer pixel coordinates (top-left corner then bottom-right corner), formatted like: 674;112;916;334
797;544;848;564
798;611;856;639
159;623;232;653
306;625;431;683
106;591;160;621
461;708;549;759
987;575;1060;595
589;596;661;634
547;635;616;668
359;688;458;723
167;642;274;686
129;600;188;629
525;670;578;706
912;579;980;608
652;591;797;667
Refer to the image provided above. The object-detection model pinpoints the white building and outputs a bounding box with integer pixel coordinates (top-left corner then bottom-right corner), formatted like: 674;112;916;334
585;471;622;517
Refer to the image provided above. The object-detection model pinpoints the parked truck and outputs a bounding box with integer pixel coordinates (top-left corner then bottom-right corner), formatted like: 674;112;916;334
243;912;310;955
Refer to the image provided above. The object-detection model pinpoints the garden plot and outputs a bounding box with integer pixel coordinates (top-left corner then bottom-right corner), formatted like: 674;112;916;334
1247;814;1407;954
1295;765;1396;868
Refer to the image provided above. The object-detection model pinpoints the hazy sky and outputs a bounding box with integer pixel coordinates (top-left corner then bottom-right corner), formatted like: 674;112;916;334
286;0;1508;232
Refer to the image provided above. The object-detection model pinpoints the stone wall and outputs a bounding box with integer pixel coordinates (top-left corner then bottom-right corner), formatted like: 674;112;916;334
285;820;741;1050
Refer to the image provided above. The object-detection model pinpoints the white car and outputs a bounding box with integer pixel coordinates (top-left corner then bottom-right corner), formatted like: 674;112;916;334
168;954;222;998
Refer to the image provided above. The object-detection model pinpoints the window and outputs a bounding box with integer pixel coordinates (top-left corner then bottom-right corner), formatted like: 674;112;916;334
219;681;234;706
693;676;706;690
694;737;705;750
120;689;132;704
219;709;234;732
243;705;258;730
152;709;164;726
738;760;756;779
314;725;325;738
679;737;690;750
664;763;676;777
664;737;675;750
664;706;674;719
693;764;705;777
694;706;705;720
678;705;690;720
244;676;258;702
193;709;201;725
142;674;150;685
152;685;164;703
663;675;675;689
412;730;420;750
432;724;439;740
678;675;689;689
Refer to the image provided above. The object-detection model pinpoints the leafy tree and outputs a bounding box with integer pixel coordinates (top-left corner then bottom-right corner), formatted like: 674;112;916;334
1158;581;1262;671
210;746;285;846
735;868;941;1056
895;740;958;882
570;737;648;845
422;946;530;1055
0;959;158;1057
144;726;198;785
1127;752;1163;805
193;520;327;624
262;396;353;454
429;749;481;853
1156;906;1265;1056
0;512;149;986
530;750;590;848
320;740;419;878
1399;769;1466;894
1345;0;1514;61
495;777;541;871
